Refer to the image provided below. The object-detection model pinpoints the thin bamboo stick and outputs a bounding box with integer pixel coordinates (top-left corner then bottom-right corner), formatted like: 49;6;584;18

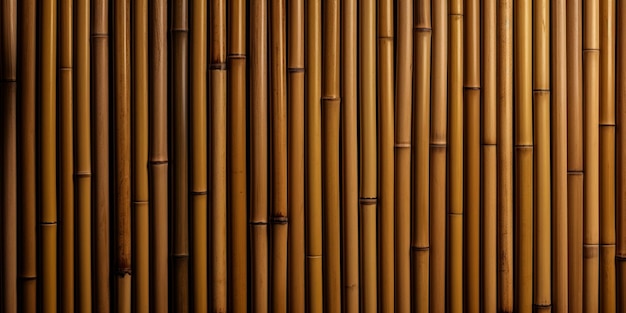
412;0;430;310
341;0;358;309
41;0;58;308
17;0;38;311
132;0;148;310
171;0;189;310
430;0;447;310
567;173;584;313
149;0;168;311
359;0;377;309
618;1;626;310
228;0;246;308
250;0;269;308
114;0;131;310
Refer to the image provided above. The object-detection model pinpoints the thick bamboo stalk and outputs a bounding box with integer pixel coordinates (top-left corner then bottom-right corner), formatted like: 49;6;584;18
41;0;58;309
132;0;148;310
567;173;584;313
17;0;38;311
497;0;514;310
359;0;377;309
228;0;246;309
430;0;447;310
91;0;110;309
149;0;168;311
250;0;269;308
412;0;430;310
171;0;189;311
341;0;358;309
618;1;626;310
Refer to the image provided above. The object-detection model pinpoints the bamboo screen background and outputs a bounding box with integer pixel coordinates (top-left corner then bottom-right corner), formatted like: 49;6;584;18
1;0;626;312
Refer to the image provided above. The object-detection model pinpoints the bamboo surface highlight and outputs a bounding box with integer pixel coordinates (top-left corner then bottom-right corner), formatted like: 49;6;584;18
0;1;624;312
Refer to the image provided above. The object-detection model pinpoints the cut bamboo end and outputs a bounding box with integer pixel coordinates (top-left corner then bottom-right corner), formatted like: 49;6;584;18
599;245;616;312
583;244;600;311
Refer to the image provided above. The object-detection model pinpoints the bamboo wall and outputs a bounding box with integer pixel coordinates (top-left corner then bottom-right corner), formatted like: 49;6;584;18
0;0;625;312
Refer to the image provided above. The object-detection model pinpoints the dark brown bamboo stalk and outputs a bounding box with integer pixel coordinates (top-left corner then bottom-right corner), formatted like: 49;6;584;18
149;0;168;311
171;0;189;311
617;0;626;310
91;0;110;309
114;0;131;310
17;0;38;311
228;0;246;309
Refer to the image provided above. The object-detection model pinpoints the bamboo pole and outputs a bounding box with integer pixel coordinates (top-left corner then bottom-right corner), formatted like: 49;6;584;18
412;0;430;310
359;0;377;309
250;0;269;308
617;1;626;310
17;0;38;311
463;0;479;311
1;0;17;309
91;0;110;309
430;0;447;310
567;173;584;313
341;0;358;309
269;0;288;310
190;0;208;310
132;0;148;310
228;0;246;308
322;0;341;310
149;0;168;311
514;145;533;313
171;0;189;310
114;0;131;310
41;0;58;308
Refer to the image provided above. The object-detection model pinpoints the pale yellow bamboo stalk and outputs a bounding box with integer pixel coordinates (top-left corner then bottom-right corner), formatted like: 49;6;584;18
617;1;626;310
430;0;447;310
567;173;584;313
412;0;430;310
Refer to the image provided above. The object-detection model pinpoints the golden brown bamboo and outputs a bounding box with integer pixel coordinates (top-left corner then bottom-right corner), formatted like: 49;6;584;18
412;1;430;310
567;173;584;313
91;0;110;309
551;1;568;311
41;0;58;309
132;0;148;310
341;0;358;309
497;0;514;310
359;0;377;309
250;0;269;308
599;245;616;312
171;0;189;311
17;0;38;311
228;0;246;309
394;0;411;309
430;0;447;310
618;1;626;310
149;0;168;311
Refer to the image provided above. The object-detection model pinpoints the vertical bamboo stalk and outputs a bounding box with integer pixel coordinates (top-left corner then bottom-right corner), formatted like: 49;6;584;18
359;0;377;309
149;0;168;311
322;0;341;310
497;0;514;310
341;0;358;309
171;0;189;310
567;173;584;313
1;0;17;309
114;0;131;310
430;0;447;310
132;0;148;310
17;0;38;311
481;0;497;310
617;1;626;310
463;0;479;310
228;0;246;308
250;0;269;308
412;0;430;310
41;0;58;309
190;0;208;310
91;0;110;309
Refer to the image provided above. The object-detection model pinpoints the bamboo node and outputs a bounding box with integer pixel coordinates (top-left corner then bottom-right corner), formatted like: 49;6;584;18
321;96;340;101
430;143;447;148
411;246;429;251
271;216;288;224
90;33;109;38
567;171;583;175
191;190;208;195
378;36;394;40
599;123;616;127
170;28;189;33
40;221;58;225
394;143;411;148
115;269;132;276
533;89;550;94
76;171;92;177
250;221;269;226
359;197;377;205
616;256;626;261
463;86;480;90
149;160;168;165
209;63;227;70
288;67;305;73
414;27;432;32
18;276;37;280
227;54;246;60
534;304;552;309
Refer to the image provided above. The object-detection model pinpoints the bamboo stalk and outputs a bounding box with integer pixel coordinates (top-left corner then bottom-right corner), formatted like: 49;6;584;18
618;1;626;310
341;0;358;309
430;0;447;310
132;0;148;310
250;0;269;308
359;0;377;309
567;173;584;313
171;0;189;311
412;0;430;310
228;0;246;308
149;0;168;311
190;0;208;310
17;0;38;311
41;0;58;308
